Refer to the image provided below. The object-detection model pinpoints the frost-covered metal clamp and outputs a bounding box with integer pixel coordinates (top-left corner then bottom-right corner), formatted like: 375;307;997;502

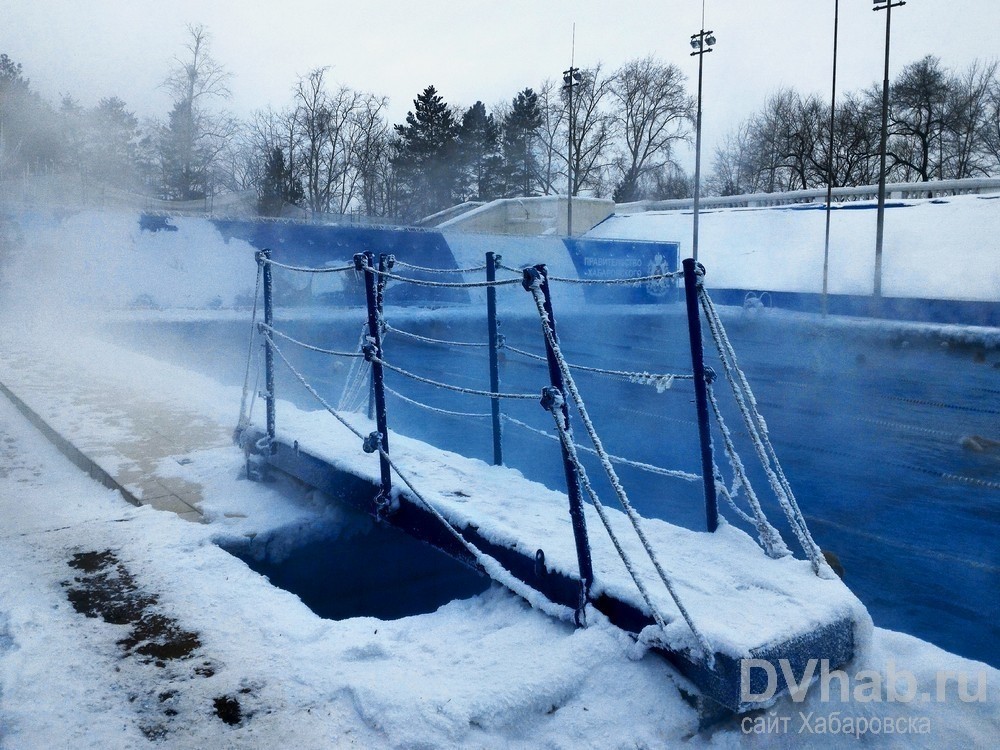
540;386;564;412
521;265;543;292
362;431;382;454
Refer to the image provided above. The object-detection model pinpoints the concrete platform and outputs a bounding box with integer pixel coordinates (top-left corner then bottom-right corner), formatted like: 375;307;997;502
0;348;231;523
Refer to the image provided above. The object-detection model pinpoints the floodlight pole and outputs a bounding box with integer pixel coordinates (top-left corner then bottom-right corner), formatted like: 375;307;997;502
873;0;905;306
822;0;840;317
690;29;716;262
563;66;580;236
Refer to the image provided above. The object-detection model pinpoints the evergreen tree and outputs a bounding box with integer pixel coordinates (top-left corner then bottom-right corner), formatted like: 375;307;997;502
501;88;543;197
0;53;60;179
257;146;303;216
84;97;140;189
392;85;461;221
457;101;503;201
159;24;233;201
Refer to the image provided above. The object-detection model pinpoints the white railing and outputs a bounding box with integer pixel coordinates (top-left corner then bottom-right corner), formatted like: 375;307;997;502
615;177;1000;213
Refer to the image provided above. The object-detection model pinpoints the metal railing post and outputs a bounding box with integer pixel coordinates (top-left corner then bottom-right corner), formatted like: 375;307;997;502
358;251;393;515
682;258;720;532
368;253;392;420
486;252;504;466
523;263;593;625
258;248;276;454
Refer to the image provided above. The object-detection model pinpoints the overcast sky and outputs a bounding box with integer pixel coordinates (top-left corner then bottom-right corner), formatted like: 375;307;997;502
4;1;999;169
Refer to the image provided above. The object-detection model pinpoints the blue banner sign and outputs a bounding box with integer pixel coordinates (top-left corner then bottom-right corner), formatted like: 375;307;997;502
563;238;681;304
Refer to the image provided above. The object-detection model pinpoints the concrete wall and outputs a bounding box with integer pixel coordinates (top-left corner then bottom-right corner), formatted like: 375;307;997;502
436;195;614;237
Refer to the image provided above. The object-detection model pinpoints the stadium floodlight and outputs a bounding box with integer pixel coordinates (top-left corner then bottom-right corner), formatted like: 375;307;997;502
689;29;716;261
871;0;906;303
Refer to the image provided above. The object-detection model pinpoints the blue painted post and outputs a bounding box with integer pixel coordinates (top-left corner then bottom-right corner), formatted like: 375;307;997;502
486;252;504;466
360;251;393;513
523;264;594;625
258;248;276;454
682;258;719;532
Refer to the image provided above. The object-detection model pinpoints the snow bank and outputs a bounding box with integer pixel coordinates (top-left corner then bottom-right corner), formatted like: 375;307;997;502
588;195;1000;302
1;210;258;313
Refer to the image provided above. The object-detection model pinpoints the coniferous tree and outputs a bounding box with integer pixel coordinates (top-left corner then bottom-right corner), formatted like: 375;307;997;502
457;101;503;201
502;88;543;197
257;147;303;216
0;54;60;179
159;24;234;200
392;85;461;221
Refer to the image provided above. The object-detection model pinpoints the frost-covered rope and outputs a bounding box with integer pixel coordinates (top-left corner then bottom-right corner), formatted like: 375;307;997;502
370;355;538;400
258;257;357;274
260;328;576;624
698;288;827;574
545;400;675;641
706;385;789;558
259;323;364;358
502;414;701;483
385;385;492;419
527;280;714;664
504;343;691;389
384;323;490;348
700;289;820;562
497;261;683;286
337;323;372;413
370;267;522;289
393;259;488;274
238;263;263;428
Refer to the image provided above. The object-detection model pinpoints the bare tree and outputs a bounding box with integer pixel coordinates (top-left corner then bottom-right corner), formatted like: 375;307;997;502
609;56;692;201
291;68;389;216
888;55;951;182
565;64;617;196
534;79;567;195
944;59;998;178
159;23;234;199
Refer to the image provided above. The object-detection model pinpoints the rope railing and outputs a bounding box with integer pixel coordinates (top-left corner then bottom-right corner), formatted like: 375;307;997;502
240;246;832;669
258;257;357;274
370;354;539;401
369;266;523;289
698;285;829;576
393;259;488;274
497;261;683;286
386;385;492;420
503;342;692;389
706;384;789;559
258;327;576;624
524;268;715;664
259;323;364;359
502;414;701;483
384;322;491;349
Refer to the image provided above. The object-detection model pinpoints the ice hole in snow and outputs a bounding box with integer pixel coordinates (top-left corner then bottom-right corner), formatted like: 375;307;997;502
219;506;490;621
